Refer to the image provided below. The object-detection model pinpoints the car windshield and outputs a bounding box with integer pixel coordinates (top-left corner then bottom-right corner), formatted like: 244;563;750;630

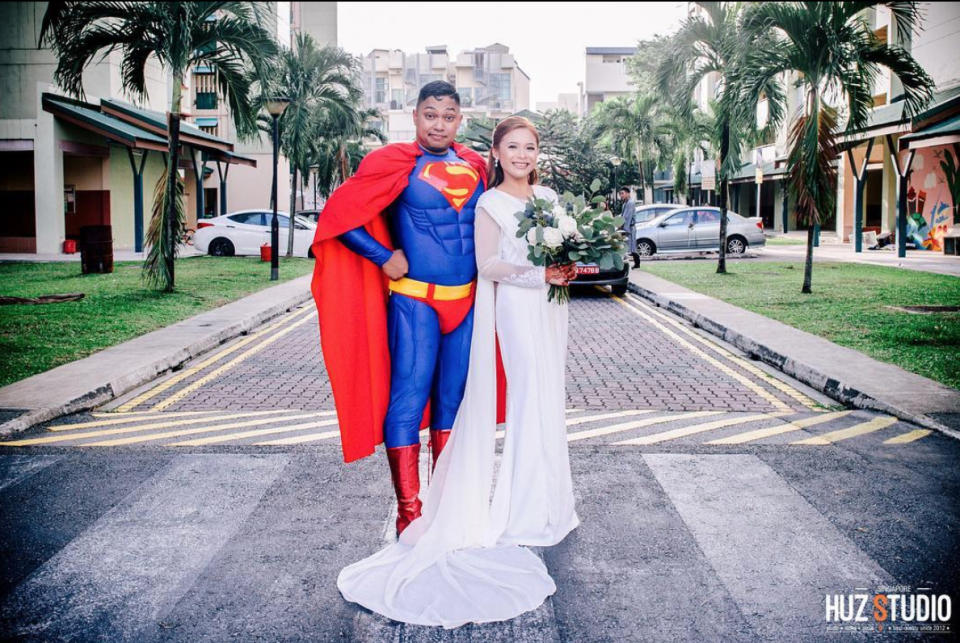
294;215;316;228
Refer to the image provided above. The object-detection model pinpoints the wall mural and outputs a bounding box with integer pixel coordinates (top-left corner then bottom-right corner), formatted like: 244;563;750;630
905;145;959;251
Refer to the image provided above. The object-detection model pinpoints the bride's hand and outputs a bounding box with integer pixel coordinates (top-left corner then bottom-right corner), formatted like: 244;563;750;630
545;264;576;286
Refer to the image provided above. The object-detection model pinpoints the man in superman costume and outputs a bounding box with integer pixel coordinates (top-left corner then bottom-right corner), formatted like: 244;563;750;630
311;81;504;534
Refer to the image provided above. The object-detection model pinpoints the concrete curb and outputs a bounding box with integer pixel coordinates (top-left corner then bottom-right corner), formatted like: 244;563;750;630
626;281;960;442
0;274;314;438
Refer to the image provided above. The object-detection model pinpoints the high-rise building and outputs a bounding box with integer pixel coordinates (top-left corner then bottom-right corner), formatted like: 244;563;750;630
358;43;531;143
582;47;637;114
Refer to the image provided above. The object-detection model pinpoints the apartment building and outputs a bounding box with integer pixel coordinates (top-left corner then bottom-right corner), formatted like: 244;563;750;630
358;43;530;143
582;47;637;115
0;1;336;255
678;1;960;256
536;93;581;116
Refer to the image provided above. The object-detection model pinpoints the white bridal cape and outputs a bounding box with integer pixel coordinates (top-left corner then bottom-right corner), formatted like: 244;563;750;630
337;185;579;628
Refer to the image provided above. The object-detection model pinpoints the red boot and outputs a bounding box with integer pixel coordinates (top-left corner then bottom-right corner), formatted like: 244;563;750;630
429;429;451;471
386;443;422;535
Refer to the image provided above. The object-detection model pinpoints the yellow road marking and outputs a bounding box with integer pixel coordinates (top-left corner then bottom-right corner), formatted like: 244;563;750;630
705;411;852;445
0;410;291;446
168;419;339;446
791;416;899;445
254;430;341;445
623;292;821;411
83;412;330;447
49;410;222;431
93;410;220;417
615;413;780;446
883;429;933;445
566;409;655;426
149;311;317;411
608;294;791;413
115;306;315;412
568;411;724;442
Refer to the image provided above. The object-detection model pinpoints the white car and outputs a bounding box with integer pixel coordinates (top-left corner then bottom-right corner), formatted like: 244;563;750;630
193;210;318;258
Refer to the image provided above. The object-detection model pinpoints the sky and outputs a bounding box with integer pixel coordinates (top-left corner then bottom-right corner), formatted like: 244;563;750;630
337;2;688;107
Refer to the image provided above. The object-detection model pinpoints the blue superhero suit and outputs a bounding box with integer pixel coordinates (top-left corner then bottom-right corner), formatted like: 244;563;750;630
339;146;484;448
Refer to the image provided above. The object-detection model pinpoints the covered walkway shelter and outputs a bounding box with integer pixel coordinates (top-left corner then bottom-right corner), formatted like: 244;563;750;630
836;87;960;256
19;93;255;254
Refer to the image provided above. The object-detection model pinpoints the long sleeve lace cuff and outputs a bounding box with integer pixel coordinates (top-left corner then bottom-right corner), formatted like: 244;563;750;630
475;207;546;289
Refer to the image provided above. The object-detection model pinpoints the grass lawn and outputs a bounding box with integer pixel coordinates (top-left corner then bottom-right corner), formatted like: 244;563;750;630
0;256;313;388
637;261;960;390
764;237;808;246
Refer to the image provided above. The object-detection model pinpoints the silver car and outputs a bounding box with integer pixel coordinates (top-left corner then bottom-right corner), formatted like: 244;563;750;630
634;206;765;257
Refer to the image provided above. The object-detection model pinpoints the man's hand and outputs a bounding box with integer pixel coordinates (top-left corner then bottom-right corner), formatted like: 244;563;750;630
382;249;409;280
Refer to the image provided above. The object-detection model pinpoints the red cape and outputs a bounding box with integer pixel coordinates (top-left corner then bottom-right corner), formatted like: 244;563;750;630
311;141;506;463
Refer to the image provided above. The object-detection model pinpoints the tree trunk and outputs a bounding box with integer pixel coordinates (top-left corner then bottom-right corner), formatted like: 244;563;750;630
802;225;814;293
286;165;297;257
717;120;730;275
163;79;183;292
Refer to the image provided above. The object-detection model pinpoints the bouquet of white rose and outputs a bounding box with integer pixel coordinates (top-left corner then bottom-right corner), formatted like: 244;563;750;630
514;179;628;304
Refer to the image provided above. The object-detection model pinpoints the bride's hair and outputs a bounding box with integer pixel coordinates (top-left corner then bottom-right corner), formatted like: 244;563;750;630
487;116;539;188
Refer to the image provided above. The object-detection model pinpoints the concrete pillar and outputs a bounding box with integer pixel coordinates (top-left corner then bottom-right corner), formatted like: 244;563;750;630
33;85;65;254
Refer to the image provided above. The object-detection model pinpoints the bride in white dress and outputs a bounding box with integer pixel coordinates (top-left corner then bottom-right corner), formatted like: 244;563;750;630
337;116;579;628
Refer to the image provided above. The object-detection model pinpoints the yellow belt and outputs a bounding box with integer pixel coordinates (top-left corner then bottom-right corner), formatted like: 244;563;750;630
388;277;474;301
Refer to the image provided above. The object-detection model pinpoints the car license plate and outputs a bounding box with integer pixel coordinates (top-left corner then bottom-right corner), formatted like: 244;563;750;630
577;265;600;274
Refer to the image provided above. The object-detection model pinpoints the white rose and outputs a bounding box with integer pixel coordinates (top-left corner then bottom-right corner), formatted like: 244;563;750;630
552;205;567;219
557;215;579;238
543;227;564;248
526;227;538;245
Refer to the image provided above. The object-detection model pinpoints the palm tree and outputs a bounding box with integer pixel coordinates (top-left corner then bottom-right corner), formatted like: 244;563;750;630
740;1;934;292
594;94;669;205
662;103;715;204
259;33;361;256
307;106;386;200
657;1;758;274
40;1;276;291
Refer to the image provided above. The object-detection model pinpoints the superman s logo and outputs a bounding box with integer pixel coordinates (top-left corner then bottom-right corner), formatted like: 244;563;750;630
419;162;481;211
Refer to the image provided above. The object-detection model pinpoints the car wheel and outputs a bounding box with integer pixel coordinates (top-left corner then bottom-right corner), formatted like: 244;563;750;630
726;236;747;255
611;283;628;297
209;238;235;257
637;239;656;256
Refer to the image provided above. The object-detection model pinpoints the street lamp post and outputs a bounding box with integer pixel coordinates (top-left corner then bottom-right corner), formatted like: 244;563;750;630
266;97;290;281
611;156;621;211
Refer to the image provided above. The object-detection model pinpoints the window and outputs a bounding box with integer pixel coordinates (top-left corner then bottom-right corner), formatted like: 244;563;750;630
459;87;473;107
489;73;511;101
228;213;265;225
196;92;217;109
374;77;387;105
390;89;404;110
695;209;719;223
664;211;694;227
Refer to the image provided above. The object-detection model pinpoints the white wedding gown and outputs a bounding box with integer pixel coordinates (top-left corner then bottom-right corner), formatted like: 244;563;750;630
336;184;579;628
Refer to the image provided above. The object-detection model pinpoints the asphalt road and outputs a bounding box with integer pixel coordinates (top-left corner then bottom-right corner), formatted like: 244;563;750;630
2;288;957;641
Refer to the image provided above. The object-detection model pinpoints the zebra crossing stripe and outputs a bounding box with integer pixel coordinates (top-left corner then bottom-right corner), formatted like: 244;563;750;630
882;429;933;444
566;409;655;426
167;419;340;446
49;410;223;431
83;412;332;447
0;410;292;446
791;416;899;445
615;413;777;446
626;293;821;411
148;311;318;412
253;430;341;445
114;306;315;412
567;411;724;442
704;411;852;445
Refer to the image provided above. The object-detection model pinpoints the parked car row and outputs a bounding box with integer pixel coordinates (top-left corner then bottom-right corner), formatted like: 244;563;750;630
193;210;319;258
633;206;765;257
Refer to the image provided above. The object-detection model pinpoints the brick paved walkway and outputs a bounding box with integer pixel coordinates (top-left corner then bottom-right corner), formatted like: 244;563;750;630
119;288;808;415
